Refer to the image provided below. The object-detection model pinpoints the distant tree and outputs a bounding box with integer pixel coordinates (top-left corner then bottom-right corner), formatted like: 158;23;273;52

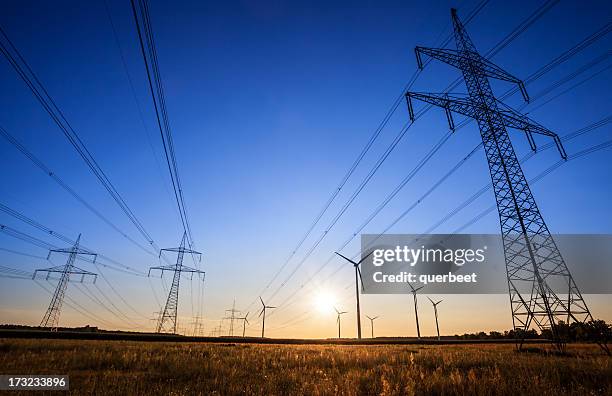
583;320;611;355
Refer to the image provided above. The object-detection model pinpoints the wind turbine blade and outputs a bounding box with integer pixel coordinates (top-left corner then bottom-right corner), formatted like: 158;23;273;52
258;307;264;317
415;286;424;292
357;266;365;292
340;311;347;314
267;306;277;309
373;316;379;320
259;296;264;306
357;250;375;265
334;252;358;266
334;306;340;314
427;297;435;304
366;315;372;320
245;318;249;324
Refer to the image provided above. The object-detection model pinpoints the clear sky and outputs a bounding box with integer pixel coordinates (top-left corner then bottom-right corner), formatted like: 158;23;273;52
0;0;610;338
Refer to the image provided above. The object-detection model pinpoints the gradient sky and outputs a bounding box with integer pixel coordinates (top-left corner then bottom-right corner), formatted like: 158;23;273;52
0;0;611;338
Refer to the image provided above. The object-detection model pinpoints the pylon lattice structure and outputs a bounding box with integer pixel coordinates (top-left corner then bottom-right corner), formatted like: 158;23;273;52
224;299;240;336
405;9;592;349
33;234;97;331
149;232;204;334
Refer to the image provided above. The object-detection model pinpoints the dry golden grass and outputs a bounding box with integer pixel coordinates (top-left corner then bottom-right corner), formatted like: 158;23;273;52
0;339;610;395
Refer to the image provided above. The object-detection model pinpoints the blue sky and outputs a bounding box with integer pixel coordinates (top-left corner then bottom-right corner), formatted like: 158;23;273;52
0;0;610;337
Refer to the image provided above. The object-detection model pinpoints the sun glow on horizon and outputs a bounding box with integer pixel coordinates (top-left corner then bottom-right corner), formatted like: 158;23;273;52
313;290;337;314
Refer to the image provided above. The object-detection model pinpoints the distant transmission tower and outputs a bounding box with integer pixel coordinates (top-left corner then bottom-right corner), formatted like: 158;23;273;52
190;315;204;336
224;299;240;336
149;232;204;334
405;9;592;350
33;234;97;331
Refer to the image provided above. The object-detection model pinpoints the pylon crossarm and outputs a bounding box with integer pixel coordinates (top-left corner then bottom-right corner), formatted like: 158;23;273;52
406;91;473;118
148;265;176;276
495;104;567;159
180;266;205;280
149;264;204;279
415;47;464;70
159;247;202;257
176;265;204;274
406;91;567;159
405;92;470;129
33;266;96;282
414;46;529;102
48;248;97;262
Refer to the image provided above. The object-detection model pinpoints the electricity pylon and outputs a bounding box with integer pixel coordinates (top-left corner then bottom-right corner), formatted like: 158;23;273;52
190;315;205;336
149;232;204;334
405;9;592;350
224;299;240;336
33;234;97;331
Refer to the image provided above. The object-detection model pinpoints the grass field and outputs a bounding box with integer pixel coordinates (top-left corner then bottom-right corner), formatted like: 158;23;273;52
1;339;610;395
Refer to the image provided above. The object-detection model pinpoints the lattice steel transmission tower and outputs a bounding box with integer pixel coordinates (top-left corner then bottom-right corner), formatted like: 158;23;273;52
149;232;204;334
224;299;240;336
33;234;97;331
405;9;592;349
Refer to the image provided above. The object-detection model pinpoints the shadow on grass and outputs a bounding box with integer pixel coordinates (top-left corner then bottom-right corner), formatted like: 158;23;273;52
516;346;573;357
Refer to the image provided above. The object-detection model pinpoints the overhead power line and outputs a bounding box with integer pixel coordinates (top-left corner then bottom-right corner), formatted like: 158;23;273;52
245;0;493;312
0;128;156;257
252;0;560;314
0;25;159;252
257;33;612;325
271;135;612;331
0;202;147;276
130;0;195;247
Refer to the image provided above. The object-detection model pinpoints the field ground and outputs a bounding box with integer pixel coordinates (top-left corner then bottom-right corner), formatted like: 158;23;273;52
0;339;610;395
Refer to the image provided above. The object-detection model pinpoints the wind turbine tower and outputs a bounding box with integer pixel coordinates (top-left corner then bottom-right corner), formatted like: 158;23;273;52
428;297;443;341
258;297;276;338
335;251;372;339
409;284;423;339
334;307;348;339
236;312;250;337
366;315;379;338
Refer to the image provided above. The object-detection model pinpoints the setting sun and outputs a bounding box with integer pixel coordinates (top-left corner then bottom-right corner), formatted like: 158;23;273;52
313;291;337;314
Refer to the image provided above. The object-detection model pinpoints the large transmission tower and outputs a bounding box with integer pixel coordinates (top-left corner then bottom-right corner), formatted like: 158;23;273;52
405;9;592;349
149;232;204;334
33;234;97;331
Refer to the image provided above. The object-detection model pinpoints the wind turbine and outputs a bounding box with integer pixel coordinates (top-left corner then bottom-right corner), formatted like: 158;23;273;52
334;307;348;339
259;297;276;338
409;284;424;339
366;315;379;338
334;251;373;339
237;312;249;337
427;297;443;341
